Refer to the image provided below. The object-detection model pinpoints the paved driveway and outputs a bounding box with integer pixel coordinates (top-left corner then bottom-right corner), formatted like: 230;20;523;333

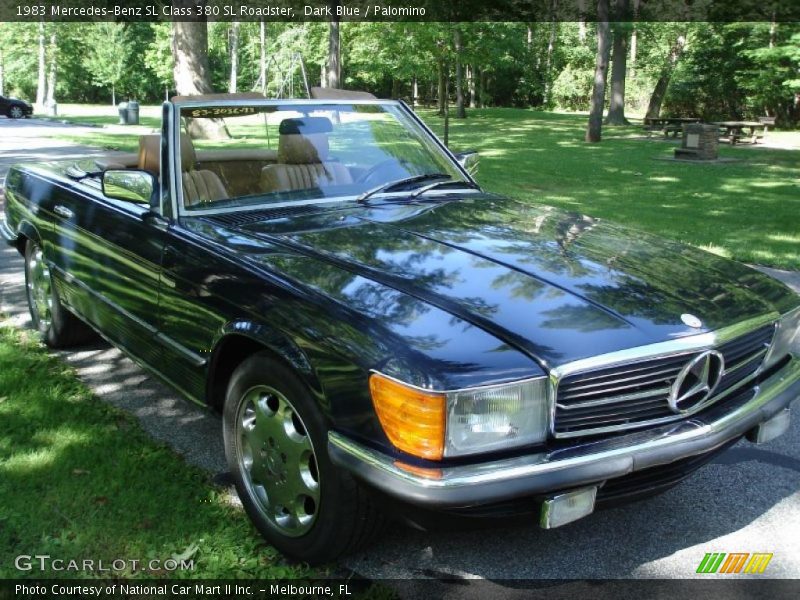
1;119;799;584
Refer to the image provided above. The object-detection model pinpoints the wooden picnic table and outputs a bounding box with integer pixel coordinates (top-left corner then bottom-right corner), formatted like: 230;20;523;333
713;121;764;145
643;116;701;138
644;117;701;127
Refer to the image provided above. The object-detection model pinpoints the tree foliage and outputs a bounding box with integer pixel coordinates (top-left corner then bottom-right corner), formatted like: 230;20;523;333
0;20;796;126
83;23;131;104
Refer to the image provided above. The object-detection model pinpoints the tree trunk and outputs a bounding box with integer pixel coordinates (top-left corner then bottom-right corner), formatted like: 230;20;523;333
443;71;450;147
172;12;229;139
605;0;630;126
605;31;629;124
467;65;476;108
0;50;5;97
578;0;587;43
544;11;558;106
412;75;418;108
645;32;687;119
259;20;267;94
112;84;116;106
326;17;340;89
391;77;400;99
586;0;611;142
36;21;46;110
629;0;639;75
45;30;56;109
769;10;776;48
479;69;487;108
454;27;466;118
229;21;239;94
437;58;445;115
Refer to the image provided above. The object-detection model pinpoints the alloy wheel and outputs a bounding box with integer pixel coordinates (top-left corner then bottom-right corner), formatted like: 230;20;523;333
9;106;24;119
235;385;321;537
26;245;53;332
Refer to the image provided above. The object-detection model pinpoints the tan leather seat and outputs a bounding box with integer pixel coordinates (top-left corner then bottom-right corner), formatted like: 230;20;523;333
138;134;162;176
138;134;229;207
260;117;352;193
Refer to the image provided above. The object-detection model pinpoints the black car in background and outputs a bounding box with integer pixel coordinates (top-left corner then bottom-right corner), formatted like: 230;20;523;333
0;95;33;119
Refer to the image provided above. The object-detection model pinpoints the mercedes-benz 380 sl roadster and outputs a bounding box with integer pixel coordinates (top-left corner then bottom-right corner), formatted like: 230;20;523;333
3;97;798;563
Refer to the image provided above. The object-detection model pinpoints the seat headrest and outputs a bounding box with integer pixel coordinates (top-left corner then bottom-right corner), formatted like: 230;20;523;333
179;133;197;171
279;117;333;135
138;133;197;174
138;135;161;175
278;134;330;165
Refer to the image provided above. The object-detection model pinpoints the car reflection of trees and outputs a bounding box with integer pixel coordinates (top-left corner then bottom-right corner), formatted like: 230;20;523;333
570;224;772;326
403;198;773;327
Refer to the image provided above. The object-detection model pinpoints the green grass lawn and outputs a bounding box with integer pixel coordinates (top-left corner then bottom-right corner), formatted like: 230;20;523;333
54;107;800;269
40;114;162;129
425;108;800;270
0;325;316;579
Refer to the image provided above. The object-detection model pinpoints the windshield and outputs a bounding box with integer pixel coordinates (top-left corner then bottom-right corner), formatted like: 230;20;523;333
176;101;468;212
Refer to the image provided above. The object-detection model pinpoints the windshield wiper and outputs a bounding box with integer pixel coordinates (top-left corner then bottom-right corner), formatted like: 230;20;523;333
407;179;481;199
356;173;452;203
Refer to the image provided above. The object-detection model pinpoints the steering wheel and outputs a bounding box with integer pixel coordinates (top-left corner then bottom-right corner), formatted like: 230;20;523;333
356;158;409;186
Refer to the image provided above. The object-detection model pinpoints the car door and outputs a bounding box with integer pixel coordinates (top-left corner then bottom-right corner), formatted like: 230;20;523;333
153;229;231;403
50;183;166;367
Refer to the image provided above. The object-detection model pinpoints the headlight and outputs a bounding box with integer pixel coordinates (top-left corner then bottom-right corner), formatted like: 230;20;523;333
370;373;549;460
763;306;800;370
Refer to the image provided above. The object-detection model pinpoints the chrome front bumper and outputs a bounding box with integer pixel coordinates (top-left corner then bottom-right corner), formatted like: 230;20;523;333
329;358;800;508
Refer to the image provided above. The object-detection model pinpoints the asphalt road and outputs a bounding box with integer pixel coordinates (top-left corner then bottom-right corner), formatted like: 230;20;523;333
1;118;799;587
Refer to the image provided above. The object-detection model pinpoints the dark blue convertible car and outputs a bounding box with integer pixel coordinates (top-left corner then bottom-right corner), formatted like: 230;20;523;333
2;96;799;563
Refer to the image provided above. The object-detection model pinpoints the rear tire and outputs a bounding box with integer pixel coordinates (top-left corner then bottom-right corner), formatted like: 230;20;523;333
222;353;386;564
24;239;94;348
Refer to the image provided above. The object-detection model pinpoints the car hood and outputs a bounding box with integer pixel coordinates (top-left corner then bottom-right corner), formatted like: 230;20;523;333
195;194;798;369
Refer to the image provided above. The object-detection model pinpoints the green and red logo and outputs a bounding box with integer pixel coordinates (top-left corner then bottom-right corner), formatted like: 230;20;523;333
696;552;773;574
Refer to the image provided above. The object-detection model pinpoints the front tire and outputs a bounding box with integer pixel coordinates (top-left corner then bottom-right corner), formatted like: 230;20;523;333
24;239;93;347
223;353;385;564
8;106;24;119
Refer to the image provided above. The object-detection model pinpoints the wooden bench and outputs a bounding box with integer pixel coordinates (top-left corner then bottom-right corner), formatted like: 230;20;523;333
719;128;764;145
758;116;776;136
663;125;682;138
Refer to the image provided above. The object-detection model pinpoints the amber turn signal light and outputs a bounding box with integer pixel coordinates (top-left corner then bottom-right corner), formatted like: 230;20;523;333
369;374;446;460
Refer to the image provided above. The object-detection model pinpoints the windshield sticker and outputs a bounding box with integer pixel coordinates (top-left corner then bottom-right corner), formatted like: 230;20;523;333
185;106;258;118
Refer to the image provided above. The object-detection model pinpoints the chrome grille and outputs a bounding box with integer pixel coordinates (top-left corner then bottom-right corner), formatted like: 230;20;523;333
716;324;774;395
554;323;776;437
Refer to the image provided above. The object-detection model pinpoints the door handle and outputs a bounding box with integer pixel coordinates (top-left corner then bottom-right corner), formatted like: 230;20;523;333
53;205;74;219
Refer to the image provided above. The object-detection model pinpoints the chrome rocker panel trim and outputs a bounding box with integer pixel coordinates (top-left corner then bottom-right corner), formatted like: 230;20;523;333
329;358;800;508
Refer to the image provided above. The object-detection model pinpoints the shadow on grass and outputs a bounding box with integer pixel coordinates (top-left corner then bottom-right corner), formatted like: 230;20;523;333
0;327;315;579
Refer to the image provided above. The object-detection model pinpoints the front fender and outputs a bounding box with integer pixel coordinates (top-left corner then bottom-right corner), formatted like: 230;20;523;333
207;320;327;410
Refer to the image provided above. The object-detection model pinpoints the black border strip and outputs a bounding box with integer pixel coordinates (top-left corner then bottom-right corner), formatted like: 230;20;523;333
2;0;799;23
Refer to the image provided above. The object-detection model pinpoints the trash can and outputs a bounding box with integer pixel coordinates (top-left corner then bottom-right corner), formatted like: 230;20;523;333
117;102;128;125
126;101;140;126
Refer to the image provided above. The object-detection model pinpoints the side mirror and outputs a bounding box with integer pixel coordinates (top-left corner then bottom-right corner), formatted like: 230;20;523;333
101;169;156;205
454;150;479;178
